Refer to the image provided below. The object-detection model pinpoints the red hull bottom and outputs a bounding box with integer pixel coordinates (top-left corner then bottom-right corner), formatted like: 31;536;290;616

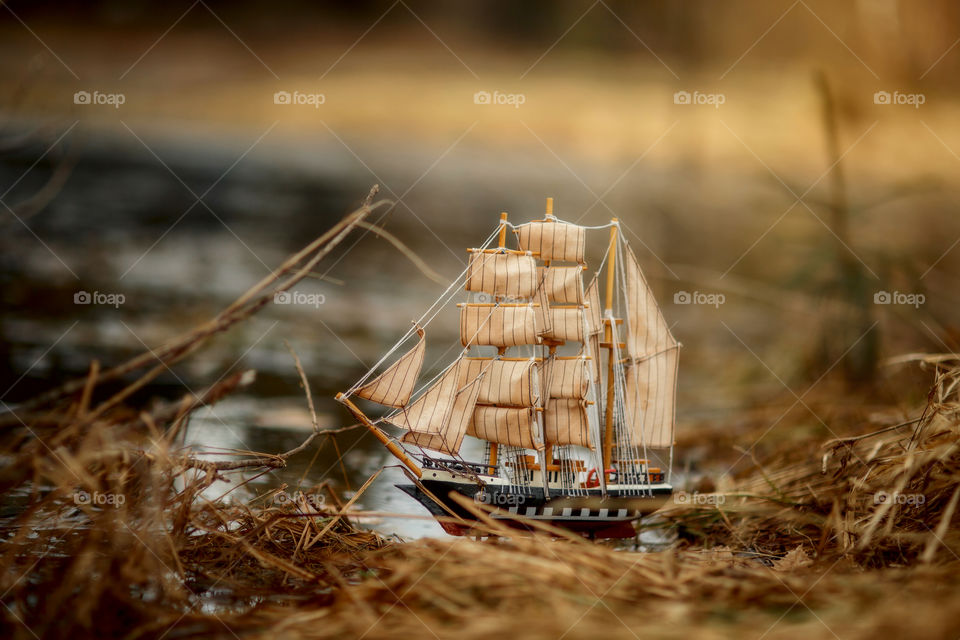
439;517;638;538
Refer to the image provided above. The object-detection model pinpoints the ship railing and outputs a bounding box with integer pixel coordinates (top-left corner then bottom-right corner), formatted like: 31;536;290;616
420;456;496;476
617;472;665;483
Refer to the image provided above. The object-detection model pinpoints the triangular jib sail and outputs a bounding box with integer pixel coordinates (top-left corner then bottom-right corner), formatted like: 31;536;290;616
354;326;426;408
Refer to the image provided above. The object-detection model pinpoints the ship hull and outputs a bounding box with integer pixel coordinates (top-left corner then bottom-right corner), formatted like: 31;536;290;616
398;478;672;538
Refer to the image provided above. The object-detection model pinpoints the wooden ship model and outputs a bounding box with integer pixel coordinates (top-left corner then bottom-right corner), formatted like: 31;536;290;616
336;199;680;538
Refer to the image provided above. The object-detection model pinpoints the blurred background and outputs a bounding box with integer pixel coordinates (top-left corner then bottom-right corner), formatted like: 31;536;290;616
1;0;958;536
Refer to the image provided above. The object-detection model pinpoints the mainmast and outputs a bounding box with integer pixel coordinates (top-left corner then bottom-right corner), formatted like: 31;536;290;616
601;219;620;482
541;198;555;472
487;210;509;475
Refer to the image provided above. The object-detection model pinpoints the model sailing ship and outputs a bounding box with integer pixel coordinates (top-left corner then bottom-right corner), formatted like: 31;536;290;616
336;199;680;538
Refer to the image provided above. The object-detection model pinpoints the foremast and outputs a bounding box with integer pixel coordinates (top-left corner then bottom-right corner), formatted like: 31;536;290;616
486;211;509;476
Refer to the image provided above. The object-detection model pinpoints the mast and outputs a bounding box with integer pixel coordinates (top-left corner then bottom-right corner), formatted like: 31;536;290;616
487;211;508;475
542;198;554;469
601;219;618;481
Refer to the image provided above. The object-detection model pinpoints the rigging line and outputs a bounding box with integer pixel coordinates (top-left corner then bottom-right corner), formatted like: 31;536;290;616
616;234;645;465
581;311;604;473
385;284;529;423
381;356;461;423
391;295;505;414
617;233;653;492
344;224;501;397
592;240;612;288
389;306;539;455
350;224;500;395
626;344;682;363
351;218;611;397
504;218;619;231
587;243;612;483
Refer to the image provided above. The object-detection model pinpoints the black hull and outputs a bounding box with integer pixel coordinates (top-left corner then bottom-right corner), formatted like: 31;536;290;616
398;479;672;538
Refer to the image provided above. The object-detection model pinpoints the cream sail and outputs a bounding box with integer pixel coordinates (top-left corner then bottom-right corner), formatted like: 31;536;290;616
460;358;539;407
392;358;483;455
353;326;425;408
621;246;680;450
466;252;538;299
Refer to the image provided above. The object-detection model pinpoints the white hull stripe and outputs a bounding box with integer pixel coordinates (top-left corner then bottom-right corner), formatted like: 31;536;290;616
485;506;646;521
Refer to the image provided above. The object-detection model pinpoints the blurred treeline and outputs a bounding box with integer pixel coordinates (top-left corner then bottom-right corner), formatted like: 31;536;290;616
7;0;960;84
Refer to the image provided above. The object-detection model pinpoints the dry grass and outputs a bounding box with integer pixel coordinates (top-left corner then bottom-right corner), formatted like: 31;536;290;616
2;192;960;639
660;355;960;567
